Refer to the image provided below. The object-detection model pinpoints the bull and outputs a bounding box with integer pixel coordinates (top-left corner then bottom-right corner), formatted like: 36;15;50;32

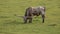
23;6;46;23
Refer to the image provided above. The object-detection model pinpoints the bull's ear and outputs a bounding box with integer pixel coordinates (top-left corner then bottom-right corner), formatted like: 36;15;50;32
14;14;24;18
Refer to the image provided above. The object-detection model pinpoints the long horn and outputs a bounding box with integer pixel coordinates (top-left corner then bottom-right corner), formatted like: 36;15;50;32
14;14;24;18
17;16;24;18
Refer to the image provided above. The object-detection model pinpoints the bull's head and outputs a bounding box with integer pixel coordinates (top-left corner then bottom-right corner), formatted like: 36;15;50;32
15;14;27;23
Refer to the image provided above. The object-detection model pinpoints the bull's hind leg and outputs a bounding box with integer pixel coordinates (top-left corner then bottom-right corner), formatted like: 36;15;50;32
42;15;45;23
41;11;45;23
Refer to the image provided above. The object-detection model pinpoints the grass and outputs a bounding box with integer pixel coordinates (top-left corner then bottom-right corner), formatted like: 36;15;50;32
0;0;60;34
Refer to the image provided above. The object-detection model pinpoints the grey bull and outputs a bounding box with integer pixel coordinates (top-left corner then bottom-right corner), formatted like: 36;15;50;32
24;6;46;23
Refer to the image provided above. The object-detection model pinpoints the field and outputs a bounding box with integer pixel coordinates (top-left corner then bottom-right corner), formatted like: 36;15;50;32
0;0;60;34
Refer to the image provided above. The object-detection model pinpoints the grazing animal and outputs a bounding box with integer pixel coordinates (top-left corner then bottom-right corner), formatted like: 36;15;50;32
23;6;46;23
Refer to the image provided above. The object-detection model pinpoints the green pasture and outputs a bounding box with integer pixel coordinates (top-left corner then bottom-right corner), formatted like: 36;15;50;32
0;0;60;34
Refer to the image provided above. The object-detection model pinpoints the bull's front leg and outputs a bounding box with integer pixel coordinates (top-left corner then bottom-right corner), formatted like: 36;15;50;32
29;18;32;23
29;16;33;23
24;16;28;23
24;19;27;23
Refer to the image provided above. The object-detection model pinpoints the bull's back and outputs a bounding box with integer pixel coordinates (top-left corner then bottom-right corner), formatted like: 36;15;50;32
25;6;45;16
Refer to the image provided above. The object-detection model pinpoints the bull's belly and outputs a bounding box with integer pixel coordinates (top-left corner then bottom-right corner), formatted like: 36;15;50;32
32;13;40;16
